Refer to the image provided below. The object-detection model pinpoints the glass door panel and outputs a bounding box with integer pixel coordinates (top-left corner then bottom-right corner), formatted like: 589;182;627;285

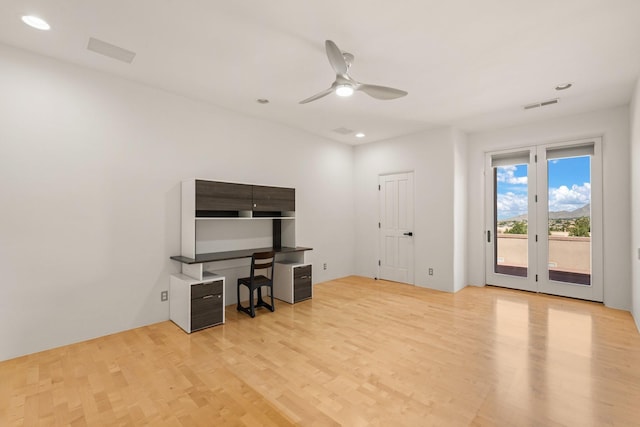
494;164;529;278
485;149;537;293
546;156;591;286
536;139;603;302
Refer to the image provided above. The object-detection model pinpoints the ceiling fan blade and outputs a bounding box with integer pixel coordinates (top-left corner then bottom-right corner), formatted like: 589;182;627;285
299;87;334;104
358;84;408;100
325;40;348;75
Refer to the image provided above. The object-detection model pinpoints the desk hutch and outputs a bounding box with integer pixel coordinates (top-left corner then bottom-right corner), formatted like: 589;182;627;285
170;179;312;332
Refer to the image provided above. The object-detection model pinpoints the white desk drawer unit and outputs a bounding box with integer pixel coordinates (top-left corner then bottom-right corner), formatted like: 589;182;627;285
170;273;225;333
273;262;312;304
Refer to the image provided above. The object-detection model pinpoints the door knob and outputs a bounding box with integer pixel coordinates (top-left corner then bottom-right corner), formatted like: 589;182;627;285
403;232;413;236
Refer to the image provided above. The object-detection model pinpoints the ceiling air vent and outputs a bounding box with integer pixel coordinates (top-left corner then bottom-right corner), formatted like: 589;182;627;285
524;98;559;110
332;127;354;135
87;37;136;64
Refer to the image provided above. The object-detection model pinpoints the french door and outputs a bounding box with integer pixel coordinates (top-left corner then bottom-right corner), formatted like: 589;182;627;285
485;138;603;301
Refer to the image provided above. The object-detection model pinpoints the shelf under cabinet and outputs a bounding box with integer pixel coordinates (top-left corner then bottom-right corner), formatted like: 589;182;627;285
194;216;295;220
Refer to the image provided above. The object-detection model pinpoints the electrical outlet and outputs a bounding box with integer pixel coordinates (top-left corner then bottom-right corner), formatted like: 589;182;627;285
323;263;327;270
428;268;434;276
161;291;168;302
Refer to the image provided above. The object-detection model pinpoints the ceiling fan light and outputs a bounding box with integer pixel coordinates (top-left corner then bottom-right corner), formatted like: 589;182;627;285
335;84;354;97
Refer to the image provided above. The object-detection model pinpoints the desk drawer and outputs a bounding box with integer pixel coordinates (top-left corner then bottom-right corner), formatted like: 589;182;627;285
191;280;223;300
294;278;312;302
293;264;312;302
191;294;223;331
293;264;312;280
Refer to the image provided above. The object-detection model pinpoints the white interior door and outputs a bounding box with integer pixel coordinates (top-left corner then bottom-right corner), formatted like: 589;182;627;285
379;172;414;284
485;139;603;302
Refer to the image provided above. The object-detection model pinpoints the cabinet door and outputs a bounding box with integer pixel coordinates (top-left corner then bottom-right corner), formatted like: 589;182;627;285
191;296;223;330
195;180;252;214
252;185;295;213
190;280;224;331
293;265;312;302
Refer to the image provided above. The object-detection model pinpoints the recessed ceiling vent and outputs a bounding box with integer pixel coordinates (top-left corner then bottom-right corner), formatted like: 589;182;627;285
524;98;559;110
87;37;136;64
332;127;354;135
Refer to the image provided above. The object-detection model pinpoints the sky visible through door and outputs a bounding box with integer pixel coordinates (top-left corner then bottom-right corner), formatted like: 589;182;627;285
496;155;592;285
496;156;591;221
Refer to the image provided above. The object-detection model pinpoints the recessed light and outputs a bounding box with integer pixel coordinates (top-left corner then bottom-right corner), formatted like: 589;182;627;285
256;99;269;104
555;83;572;91
335;85;354;97
21;15;50;31
355;132;366;138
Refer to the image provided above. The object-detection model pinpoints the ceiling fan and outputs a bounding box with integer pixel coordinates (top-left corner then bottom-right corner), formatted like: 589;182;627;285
299;40;408;104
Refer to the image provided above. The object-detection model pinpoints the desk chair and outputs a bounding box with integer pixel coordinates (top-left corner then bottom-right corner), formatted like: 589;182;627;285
237;251;275;318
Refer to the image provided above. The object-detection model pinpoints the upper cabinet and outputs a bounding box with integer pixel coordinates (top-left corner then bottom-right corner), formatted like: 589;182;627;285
195;180;253;217
181;179;297;259
252;185;295;217
186;179;295;219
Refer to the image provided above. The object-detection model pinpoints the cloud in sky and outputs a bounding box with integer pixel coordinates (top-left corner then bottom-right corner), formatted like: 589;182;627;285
497;165;528;185
496;165;528;219
548;183;590;212
496;183;591;219
497;191;528;220
495;164;590;219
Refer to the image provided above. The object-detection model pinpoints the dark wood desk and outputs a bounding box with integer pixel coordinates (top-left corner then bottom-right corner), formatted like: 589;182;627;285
170;246;312;265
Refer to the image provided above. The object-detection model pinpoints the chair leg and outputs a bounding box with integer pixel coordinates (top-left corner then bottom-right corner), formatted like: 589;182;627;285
238;283;274;317
256;287;263;306
237;282;255;317
256;287;274;312
269;285;275;312
249;286;256;318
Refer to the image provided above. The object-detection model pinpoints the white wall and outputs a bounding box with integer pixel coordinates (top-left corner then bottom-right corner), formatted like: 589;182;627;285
353;127;464;292
467;106;632;310
0;43;355;361
631;79;640;332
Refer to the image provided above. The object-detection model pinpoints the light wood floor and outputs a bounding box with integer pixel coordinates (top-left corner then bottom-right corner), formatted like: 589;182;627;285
2;276;640;426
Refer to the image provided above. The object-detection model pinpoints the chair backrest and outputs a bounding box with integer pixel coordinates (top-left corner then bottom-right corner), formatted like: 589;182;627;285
251;251;275;281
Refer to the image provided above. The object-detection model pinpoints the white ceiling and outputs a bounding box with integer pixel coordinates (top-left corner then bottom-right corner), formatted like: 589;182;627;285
1;0;639;145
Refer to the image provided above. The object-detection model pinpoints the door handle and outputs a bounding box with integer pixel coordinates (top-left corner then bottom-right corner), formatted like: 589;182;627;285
487;230;491;243
403;232;413;236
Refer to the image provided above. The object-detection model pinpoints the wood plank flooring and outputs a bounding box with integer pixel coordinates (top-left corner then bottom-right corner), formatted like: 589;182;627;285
2;276;640;426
